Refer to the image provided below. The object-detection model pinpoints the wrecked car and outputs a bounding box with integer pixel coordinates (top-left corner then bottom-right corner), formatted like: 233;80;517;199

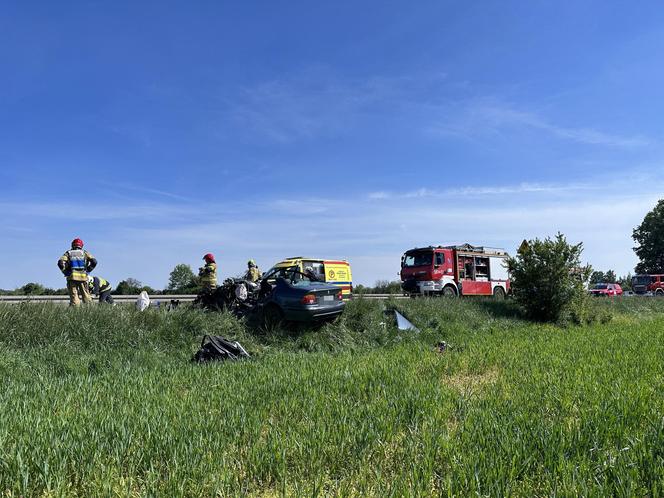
258;266;345;326
193;266;345;326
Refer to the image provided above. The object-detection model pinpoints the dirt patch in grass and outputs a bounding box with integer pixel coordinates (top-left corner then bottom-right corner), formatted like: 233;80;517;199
443;367;500;394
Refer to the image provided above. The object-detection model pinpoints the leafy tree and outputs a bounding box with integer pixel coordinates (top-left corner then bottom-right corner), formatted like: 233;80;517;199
633;199;664;274
353;281;402;294
126;278;143;289
506;233;592;323
590;271;606;285
617;273;633;291
44;287;69;295
20;282;45;295
114;278;144;295
353;284;367;294
372;280;403;294
167;264;199;294
604;270;617;284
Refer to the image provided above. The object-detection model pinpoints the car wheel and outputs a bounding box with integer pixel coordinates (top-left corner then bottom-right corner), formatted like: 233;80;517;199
263;304;284;329
442;286;457;298
493;286;506;299
656;290;664;297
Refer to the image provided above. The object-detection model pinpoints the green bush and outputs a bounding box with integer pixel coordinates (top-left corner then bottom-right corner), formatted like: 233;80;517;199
507;233;592;323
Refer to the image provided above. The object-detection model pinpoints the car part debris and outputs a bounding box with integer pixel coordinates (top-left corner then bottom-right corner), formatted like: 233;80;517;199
136;291;150;311
192;335;250;363
193;277;260;315
383;307;420;332
394;310;419;332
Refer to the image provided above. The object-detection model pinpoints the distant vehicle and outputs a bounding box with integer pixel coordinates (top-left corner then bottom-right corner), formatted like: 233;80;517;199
258;266;345;325
270;257;353;300
400;243;510;298
589;283;623;297
632;274;664;295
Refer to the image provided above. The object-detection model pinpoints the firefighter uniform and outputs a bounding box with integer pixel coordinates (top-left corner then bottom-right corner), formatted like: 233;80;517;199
199;262;218;290
58;248;97;306
89;276;114;304
246;266;261;283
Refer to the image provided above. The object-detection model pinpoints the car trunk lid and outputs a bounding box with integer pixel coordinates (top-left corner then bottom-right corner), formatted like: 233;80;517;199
306;286;342;304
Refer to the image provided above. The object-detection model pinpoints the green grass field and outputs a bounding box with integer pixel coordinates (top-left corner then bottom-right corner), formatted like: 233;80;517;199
1;298;664;496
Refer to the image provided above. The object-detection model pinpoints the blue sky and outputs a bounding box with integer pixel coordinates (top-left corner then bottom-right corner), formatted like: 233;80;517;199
2;1;664;289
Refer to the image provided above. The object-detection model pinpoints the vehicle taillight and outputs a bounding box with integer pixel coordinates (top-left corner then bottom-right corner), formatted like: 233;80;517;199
301;294;317;305
337;290;343;301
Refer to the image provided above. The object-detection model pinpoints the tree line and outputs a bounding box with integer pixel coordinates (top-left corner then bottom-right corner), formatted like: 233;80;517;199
1;199;663;298
0;263;203;296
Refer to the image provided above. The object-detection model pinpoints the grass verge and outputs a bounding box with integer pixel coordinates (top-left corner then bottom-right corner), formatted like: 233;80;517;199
0;297;663;495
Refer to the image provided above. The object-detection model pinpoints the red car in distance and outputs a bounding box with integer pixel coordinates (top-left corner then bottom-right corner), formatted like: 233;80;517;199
589;283;623;297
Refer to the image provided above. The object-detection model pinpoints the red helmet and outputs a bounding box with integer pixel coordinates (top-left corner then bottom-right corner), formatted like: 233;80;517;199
71;238;84;249
203;253;215;263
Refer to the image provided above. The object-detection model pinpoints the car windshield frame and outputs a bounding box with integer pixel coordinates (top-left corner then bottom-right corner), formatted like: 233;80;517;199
263;266;317;286
402;251;434;268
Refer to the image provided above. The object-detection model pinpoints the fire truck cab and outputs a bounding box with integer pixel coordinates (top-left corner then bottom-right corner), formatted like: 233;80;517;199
400;243;510;297
632;274;664;295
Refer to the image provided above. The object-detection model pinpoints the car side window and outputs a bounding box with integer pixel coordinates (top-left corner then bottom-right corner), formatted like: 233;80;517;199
435;253;444;265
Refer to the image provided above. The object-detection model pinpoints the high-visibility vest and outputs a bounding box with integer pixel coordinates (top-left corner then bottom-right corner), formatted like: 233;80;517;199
66;249;88;281
90;277;112;294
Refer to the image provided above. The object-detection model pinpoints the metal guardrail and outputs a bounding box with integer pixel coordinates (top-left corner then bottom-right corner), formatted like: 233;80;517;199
0;294;197;304
0;293;408;304
353;294;409;300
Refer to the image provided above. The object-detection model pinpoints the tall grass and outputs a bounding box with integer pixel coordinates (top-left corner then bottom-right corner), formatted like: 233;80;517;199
0;298;663;495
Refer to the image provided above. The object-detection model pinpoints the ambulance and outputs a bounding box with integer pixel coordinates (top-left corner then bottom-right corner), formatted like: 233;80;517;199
268;257;353;300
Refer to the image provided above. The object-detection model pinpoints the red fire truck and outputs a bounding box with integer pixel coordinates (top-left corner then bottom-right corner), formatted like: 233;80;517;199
631;274;664;295
400;243;510;297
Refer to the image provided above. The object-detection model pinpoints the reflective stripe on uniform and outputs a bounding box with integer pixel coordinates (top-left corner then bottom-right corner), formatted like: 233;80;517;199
200;263;217;287
68;249;86;269
200;263;217;280
98;278;112;292
66;249;88;281
90;277;112;293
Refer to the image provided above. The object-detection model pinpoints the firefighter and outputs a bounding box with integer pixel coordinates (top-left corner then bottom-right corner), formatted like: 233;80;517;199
245;259;262;283
57;238;97;306
199;253;217;290
88;275;114;304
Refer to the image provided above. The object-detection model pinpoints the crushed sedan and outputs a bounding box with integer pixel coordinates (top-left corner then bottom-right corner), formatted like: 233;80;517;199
257;266;345;326
193;266;345;327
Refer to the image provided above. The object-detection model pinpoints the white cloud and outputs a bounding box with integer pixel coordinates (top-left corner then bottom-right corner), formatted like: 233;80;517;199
429;100;651;148
222;71;448;143
220;70;653;150
0;201;194;221
1;175;661;289
368;181;596;200
226;76;386;143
